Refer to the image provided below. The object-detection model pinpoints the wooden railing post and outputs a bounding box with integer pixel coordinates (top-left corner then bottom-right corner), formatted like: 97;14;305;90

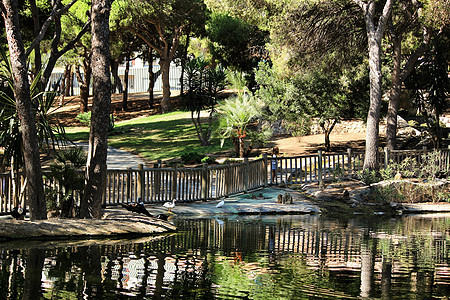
137;163;144;200
244;157;249;193
155;160;161;202
384;147;389;169
225;163;231;196
201;163;208;201
171;164;178;200
318;150;323;183
347;148;352;175
126;167;132;201
263;154;268;187
102;171;107;205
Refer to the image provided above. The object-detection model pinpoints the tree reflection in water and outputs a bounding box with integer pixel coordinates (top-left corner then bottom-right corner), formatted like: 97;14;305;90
0;215;448;298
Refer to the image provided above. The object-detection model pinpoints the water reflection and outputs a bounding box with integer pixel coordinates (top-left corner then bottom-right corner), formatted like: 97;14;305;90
0;215;449;299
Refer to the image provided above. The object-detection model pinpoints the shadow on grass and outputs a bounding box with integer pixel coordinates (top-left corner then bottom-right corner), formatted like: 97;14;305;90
64;111;234;162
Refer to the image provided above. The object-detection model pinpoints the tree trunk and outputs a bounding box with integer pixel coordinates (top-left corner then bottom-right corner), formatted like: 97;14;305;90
75;56;92;113
159;56;171;113
180;29;191;96
122;54;130;111
70;70;74;96
65;67;72;97
110;58;122;93
386;25;431;150
356;0;392;170
386;33;402;151
148;48;154;109
59;64;71;105
2;0;47;220
80;0;112;219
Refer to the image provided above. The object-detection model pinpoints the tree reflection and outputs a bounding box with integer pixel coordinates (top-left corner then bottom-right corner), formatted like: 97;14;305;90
0;216;449;298
23;248;45;300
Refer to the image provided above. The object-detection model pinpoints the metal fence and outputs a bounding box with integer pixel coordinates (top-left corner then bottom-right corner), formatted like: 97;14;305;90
1;147;449;213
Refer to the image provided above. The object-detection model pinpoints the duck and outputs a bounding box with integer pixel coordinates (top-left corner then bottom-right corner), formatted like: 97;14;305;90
163;199;177;212
11;205;27;220
156;214;169;221
121;197;152;217
216;198;225;208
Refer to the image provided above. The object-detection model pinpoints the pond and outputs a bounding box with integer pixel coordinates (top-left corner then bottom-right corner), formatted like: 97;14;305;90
0;214;449;299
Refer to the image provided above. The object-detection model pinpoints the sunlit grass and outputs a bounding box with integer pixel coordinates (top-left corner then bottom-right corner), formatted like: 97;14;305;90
63;110;233;162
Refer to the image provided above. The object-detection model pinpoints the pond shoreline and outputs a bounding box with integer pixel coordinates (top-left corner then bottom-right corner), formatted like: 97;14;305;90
0;208;177;241
1;182;449;240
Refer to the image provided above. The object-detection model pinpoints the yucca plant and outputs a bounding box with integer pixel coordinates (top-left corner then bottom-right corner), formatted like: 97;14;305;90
47;147;86;218
216;93;271;157
0;48;67;207
0;48;67;168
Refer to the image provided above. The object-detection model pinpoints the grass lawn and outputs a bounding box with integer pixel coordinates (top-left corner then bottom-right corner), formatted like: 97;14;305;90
64;110;234;162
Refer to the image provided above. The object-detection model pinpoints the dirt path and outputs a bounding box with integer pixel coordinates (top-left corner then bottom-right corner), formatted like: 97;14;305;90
271;133;367;156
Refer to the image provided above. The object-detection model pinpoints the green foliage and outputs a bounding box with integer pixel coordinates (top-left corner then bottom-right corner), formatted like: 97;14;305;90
183;56;227;146
46;147;87;217
255;62;362;150
180;151;204;164
405;32;449;148
207;13;267;72
76;111;91;126
216;92;271;157
380;157;418;180
201;156;216;164
285;119;312;137
0;49;66;170
225;70;248;94
358;169;381;185
370;151;450;203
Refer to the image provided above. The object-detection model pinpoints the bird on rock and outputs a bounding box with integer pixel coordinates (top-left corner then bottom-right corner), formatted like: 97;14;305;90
156;214;169;221
216;198;225;208
121;197;152;217
11;206;27;220
163;199;177;212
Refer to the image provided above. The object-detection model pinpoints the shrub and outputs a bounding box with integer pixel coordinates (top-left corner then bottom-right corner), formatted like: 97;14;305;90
201;156;216;164
76;111;91;126
180;152;204;164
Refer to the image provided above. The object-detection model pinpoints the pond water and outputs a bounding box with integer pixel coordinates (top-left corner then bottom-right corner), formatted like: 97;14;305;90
0;214;449;299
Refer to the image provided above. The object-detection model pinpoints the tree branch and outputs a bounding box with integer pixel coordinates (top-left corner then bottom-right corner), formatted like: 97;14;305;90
127;27;163;55
58;20;91;56
376;0;393;37
25;0;78;57
399;26;432;82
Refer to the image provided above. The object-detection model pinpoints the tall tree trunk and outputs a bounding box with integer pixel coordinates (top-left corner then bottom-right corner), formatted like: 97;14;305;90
122;53;130;111
70;70;74;96
355;0;393;170
386;32;402;151
80;0;112;219
66;68;73;96
159;56;171;113
59;64;71;105
148;48;154;108
75;53;92;113
180;29;191;96
1;0;47;220
110;58;122;93
385;25;431;150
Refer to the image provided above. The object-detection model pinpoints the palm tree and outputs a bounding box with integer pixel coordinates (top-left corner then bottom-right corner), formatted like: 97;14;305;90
217;93;266;157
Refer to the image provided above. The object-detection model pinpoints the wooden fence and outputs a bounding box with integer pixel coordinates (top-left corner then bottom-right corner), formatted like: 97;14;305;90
0;147;449;213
